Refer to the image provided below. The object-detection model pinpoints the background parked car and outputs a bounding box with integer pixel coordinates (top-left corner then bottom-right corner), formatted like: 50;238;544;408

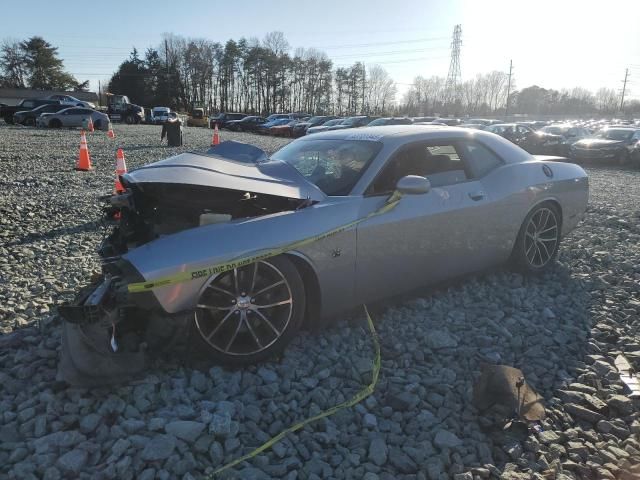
209;112;247;129
538;124;591;155
486;123;564;155
306;118;345;135
226;116;267;132
327;116;375;131
366;117;413;126
43;94;95;109
1;98;60;124
152;107;171;124
291;115;338;137
39;107;110;130
256;118;292;135
268;119;299;137
13;103;70;126
569;127;640;165
459;123;487;130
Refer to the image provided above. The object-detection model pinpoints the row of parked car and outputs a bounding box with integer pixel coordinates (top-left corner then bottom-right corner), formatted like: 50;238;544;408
477;120;640;166
0;96;115;130
209;111;640;166
207;113;483;137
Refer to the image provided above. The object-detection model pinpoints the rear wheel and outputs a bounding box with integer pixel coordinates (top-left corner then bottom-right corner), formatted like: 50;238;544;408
94;119;102;130
194;256;305;365
511;203;561;273
125;114;134;125
617;150;630;166
25;118;35;127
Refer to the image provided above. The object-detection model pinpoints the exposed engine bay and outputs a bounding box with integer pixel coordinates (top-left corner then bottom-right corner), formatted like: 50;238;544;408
101;182;310;257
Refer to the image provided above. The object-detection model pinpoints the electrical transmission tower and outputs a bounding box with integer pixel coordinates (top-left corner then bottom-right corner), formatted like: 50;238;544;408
444;24;462;109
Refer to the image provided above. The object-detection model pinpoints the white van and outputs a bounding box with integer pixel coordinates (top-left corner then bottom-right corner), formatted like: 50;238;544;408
152;107;171;124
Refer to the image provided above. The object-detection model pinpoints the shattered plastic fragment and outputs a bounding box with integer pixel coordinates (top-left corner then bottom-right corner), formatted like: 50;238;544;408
110;323;118;353
615;354;640;398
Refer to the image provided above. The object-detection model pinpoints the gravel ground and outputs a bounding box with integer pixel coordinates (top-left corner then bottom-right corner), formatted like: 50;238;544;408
0;123;638;480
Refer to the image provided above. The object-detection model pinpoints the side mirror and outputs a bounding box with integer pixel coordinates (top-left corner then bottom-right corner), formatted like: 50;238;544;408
396;175;431;195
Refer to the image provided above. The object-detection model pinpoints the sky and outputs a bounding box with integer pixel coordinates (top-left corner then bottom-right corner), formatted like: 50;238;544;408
4;0;640;101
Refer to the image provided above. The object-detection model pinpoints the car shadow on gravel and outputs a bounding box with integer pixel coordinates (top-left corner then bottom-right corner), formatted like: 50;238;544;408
6;220;103;247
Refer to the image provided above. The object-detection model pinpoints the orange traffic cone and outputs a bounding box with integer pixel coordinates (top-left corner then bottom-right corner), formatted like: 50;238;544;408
107;122;116;139
114;148;127;193
75;130;93;171
211;124;220;146
87;117;94;133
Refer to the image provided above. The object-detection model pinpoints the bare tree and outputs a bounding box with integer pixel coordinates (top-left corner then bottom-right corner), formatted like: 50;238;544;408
0;39;27;88
595;87;617;113
365;65;396;115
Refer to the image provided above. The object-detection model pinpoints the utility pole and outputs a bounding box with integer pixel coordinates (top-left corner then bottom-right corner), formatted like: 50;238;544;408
505;60;513;117
362;62;366;115
165;39;170;107
620;68;629;113
98;80;101;108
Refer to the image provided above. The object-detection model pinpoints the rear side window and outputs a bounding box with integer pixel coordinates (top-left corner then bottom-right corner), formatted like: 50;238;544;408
23;101;35;108
460;141;504;178
370;142;468;194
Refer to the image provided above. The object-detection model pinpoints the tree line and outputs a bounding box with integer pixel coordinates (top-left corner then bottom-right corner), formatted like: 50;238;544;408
107;32;396;116
1;34;638;116
0;37;88;91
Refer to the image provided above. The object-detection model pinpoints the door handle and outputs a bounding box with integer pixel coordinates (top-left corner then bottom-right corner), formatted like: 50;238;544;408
468;191;486;201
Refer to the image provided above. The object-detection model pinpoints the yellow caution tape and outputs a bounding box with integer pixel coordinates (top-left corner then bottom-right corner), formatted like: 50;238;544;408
208;304;381;478
127;191;402;293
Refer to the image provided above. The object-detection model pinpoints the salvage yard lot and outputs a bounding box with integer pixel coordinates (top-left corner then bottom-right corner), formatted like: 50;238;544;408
0;123;639;479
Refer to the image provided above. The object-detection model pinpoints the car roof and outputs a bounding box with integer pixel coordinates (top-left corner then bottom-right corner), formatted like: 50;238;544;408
296;124;533;164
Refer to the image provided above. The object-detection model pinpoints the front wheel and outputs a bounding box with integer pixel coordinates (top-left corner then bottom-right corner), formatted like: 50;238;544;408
511;203;561;273
94;119;102;130
49;119;62;128
25;118;35;127
194;256;305;365
125;114;134;125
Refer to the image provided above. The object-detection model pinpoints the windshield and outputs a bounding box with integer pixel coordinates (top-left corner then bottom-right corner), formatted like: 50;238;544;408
322;119;343;127
308;116;326;125
595;129;634;141
272;139;382;195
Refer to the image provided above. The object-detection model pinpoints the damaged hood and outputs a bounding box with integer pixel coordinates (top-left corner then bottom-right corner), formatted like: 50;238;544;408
123;141;326;201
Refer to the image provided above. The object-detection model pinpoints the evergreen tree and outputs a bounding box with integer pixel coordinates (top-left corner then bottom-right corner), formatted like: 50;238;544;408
21;36;77;90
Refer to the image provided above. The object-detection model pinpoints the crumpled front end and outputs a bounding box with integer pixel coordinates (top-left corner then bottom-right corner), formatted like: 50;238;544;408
57;143;318;386
57;260;178;386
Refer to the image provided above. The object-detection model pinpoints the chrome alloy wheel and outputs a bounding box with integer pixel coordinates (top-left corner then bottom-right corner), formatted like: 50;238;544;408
194;261;294;356
524;207;559;268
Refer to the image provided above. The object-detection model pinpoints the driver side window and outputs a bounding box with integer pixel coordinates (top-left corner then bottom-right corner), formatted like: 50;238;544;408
369;142;469;194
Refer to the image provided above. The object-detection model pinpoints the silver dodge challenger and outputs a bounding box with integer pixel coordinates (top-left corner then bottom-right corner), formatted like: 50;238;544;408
59;125;589;385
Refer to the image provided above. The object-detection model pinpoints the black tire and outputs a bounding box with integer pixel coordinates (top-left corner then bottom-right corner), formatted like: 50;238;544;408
94;119;102;130
511;202;561;274
193;256;305;365
125;114;134;125
25;117;35;127
617;150;630;166
3;116;14;125
49;118;62;129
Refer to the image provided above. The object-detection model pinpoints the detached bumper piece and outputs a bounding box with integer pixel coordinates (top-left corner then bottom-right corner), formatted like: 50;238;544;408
57;277;147;387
